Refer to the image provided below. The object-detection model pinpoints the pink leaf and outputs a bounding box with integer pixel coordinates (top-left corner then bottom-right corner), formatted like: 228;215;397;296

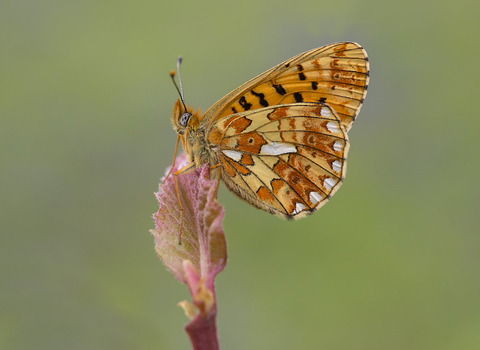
151;154;227;285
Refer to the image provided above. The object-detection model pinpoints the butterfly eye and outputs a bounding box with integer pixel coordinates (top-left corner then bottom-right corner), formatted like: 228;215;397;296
179;112;191;127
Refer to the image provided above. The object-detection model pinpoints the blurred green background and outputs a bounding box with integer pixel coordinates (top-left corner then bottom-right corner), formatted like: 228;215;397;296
2;0;479;349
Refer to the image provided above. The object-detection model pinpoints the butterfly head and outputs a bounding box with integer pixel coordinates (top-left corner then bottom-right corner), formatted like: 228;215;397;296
171;99;200;135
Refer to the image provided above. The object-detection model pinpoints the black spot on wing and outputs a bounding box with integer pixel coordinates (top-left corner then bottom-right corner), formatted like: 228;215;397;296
311;81;318;90
294;92;303;102
232;107;237;113
272;83;286;95
299;72;306;81
239;96;252;111
251;89;269;107
319;97;327;103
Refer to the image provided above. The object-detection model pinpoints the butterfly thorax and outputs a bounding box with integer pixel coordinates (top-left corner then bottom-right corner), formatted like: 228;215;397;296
185;122;219;168
171;99;219;169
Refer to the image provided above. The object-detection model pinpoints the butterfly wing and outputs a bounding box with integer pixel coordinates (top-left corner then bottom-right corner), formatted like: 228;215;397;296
203;42;369;134
213;103;349;219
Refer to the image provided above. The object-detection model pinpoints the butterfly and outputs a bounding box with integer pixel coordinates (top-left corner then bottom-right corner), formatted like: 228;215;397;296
167;42;369;222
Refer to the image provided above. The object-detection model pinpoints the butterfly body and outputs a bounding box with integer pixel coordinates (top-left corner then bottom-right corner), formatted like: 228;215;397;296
171;100;220;169
170;42;369;219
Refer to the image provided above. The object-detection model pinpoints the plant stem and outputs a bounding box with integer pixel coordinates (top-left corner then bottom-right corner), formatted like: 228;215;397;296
185;306;219;350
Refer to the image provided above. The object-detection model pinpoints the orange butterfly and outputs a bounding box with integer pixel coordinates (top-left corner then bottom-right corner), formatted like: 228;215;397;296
166;42;369;223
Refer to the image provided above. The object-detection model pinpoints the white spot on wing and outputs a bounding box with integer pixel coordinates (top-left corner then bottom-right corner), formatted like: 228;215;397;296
309;191;322;204
324;177;336;191
321;107;331;116
332;160;342;172
333;140;343;152
222;150;242;162
291;202;306;215
326;121;339;133
261;142;297;156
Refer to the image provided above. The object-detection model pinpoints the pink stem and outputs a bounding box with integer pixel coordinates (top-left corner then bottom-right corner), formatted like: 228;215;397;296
185;306;219;350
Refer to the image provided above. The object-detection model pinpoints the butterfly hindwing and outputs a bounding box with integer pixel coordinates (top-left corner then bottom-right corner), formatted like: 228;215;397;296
214;103;349;219
203;42;369;133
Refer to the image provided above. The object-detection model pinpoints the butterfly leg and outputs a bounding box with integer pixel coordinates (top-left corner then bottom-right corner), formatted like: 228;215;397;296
163;135;181;183
173;162;196;244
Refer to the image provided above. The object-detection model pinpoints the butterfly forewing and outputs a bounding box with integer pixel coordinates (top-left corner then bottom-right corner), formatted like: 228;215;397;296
212;103;349;219
202;42;369;133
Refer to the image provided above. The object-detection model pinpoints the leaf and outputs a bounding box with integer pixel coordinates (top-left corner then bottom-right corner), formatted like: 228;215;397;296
151;153;227;287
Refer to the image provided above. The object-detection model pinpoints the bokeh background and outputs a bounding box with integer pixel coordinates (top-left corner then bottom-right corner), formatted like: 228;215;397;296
2;0;479;349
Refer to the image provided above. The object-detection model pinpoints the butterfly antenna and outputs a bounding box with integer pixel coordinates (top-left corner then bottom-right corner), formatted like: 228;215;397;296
169;56;188;112
176;56;186;102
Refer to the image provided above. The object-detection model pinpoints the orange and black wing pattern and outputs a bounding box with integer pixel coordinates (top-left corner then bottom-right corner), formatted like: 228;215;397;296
199;42;368;218
203;41;369;133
